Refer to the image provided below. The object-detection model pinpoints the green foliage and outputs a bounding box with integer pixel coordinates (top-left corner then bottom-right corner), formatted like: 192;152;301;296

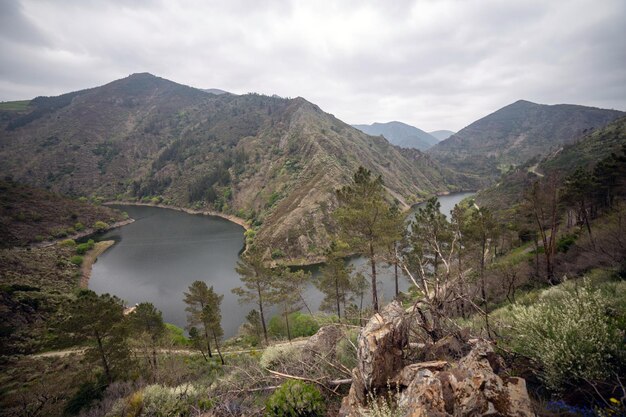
63;379;106;416
165;323;189;346
94;221;109;231
70;255;84;265
107;384;208;417
60;238;76;247
556;233;577;253
271;248;285;259
62;290;132;383
265;380;325;417
268;311;319;339
75;239;95;255
508;280;624;391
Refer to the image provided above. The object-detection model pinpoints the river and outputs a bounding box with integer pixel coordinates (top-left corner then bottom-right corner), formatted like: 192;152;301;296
90;192;474;338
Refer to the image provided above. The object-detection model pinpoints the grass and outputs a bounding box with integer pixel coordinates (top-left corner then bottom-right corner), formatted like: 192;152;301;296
0;100;30;111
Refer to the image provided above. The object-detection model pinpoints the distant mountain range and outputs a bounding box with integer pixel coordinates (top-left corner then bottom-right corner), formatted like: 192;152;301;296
352;121;440;151
427;100;624;187
0;73;455;262
428;130;455;141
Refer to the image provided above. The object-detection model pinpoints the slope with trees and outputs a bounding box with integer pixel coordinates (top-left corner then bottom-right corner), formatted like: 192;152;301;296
0;73;457;262
428;100;624;187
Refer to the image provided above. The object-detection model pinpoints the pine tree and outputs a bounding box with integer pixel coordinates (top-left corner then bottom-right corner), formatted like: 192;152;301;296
201;288;225;365
335;166;397;312
183;281;214;358
233;249;272;344
269;265;310;341
63;290;132;383
128;302;165;372
315;241;353;319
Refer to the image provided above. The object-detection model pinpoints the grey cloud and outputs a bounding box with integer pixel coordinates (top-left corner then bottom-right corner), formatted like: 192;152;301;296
0;0;624;131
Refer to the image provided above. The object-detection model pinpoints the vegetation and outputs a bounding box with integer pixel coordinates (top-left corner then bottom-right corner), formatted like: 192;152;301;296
265;380;325;417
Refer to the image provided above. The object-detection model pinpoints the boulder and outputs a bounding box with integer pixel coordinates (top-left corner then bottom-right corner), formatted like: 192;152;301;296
304;325;343;358
339;304;535;417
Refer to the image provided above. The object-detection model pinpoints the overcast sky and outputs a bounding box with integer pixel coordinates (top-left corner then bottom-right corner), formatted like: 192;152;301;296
1;0;625;131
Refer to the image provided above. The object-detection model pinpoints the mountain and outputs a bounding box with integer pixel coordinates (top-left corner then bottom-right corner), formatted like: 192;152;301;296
0;180;125;247
428;130;454;141
475;115;626;213
427;100;624;187
0;73;455;263
352;121;439;151
202;88;231;95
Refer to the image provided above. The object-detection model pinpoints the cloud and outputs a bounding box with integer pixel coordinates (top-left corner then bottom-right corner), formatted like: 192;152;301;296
0;0;624;131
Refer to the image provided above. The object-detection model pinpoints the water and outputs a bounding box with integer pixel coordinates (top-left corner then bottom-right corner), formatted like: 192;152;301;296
90;192;474;338
90;205;246;338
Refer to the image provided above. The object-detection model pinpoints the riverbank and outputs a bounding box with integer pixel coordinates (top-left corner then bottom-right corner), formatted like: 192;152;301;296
103;201;250;230
31;218;135;249
80;240;115;288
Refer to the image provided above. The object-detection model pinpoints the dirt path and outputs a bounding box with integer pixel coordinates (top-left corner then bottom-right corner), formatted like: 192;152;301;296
80;240;115;288
30;338;310;359
528;164;544;177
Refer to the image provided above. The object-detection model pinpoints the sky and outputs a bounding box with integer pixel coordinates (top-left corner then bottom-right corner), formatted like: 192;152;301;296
1;0;625;132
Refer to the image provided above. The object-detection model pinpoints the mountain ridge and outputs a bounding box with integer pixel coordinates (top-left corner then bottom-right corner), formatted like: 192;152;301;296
352;121;439;151
0;73;456;262
427;99;624;187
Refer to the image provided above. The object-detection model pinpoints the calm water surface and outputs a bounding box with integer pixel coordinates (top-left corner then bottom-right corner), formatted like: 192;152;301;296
90;192;474;338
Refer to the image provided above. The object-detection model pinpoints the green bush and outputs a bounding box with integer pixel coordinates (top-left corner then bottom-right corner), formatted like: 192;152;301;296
268;312;320;339
75;240;94;255
508;280;624;391
60;239;76;247
74;222;85;231
70;255;84;266
139;384;206;417
271;249;285;259
265;380;325;417
94;221;109;231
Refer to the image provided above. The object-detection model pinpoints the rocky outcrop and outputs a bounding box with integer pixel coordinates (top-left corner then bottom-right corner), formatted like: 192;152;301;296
304;325;343;358
339;302;535;417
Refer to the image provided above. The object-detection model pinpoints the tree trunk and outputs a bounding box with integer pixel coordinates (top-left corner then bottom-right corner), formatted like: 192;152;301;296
257;283;268;344
212;330;225;365
369;240;379;312
335;276;341;320
95;330;112;383
203;326;213;358
284;308;292;341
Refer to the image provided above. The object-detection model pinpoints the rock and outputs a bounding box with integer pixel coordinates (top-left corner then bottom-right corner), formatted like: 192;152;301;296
339;303;535;417
339;301;408;416
304;325;343;358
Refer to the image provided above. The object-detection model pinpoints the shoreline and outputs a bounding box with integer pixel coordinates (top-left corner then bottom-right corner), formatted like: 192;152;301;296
80;240;115;288
32;218;135;249
103;201;250;230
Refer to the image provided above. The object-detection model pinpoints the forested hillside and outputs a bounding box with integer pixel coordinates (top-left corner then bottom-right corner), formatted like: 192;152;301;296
0;73;456;262
428;100;624;187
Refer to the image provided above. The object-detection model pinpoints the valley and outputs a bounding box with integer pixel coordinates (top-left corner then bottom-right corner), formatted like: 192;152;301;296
1;74;624;417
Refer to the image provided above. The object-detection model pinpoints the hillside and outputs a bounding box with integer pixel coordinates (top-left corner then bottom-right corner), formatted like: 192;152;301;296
0;73;455;262
0;180;126;247
352;121;439;151
475;115;626;213
427;100;624;187
428;129;454;141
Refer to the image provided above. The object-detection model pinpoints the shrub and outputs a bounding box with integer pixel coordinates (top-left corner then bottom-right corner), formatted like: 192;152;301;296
60;239;76;247
260;344;300;370
75;240;94;254
140;383;205;417
271;249;285;259
509;280;624;391
70;255;84;266
265;380;325;417
74;222;85;231
268;312;320;339
94;221;109;232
